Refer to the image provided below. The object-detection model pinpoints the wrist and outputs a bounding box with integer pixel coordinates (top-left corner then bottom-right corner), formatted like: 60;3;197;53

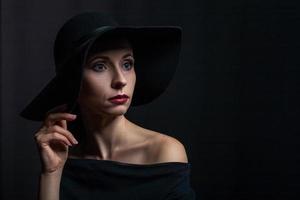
41;168;63;177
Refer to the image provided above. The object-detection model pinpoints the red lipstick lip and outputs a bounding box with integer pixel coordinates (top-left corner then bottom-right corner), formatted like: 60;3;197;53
108;94;129;100
109;98;128;104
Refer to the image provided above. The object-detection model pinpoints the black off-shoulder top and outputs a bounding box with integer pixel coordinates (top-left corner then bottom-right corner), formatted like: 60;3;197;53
60;158;196;200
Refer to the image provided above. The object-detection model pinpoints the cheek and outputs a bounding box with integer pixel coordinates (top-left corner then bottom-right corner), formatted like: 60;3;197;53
129;71;136;88
79;73;109;99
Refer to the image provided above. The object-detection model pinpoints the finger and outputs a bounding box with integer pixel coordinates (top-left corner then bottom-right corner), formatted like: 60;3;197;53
34;127;49;142
55;119;67;130
62;120;67;130
44;113;76;127
45;104;69;128
47;125;78;144
38;132;73;147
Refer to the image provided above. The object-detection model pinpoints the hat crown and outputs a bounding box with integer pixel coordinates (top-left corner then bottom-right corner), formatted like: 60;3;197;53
54;12;118;72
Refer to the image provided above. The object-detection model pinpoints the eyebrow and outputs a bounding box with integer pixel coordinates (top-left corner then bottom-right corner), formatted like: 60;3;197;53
123;53;134;58
89;53;134;61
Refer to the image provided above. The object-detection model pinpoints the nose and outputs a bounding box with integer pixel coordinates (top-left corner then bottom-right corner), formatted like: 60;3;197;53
111;67;127;89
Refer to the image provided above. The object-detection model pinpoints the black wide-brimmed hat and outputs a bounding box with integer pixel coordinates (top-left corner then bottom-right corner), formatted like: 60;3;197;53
20;12;182;121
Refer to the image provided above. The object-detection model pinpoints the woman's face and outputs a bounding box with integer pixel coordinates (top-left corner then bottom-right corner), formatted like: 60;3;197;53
77;39;136;117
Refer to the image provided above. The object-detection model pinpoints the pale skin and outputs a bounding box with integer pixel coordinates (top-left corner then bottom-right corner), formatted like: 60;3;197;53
34;39;188;200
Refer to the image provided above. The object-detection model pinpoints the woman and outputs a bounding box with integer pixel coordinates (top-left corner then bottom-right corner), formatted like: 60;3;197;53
20;12;196;200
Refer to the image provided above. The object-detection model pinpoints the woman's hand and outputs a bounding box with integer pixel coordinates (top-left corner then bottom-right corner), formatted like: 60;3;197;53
34;105;78;174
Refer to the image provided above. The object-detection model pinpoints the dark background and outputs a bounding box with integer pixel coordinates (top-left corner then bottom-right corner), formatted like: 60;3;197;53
1;0;300;199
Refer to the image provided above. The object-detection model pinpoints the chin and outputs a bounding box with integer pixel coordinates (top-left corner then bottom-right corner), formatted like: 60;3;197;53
100;105;129;116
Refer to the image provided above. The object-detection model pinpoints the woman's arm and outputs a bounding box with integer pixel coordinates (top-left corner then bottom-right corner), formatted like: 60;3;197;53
39;170;63;200
34;106;78;200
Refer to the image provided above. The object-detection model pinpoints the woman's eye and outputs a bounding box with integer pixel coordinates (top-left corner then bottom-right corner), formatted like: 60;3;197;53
92;63;106;72
123;60;134;71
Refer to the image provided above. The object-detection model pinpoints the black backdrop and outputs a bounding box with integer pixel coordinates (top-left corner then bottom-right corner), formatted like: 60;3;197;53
1;0;300;199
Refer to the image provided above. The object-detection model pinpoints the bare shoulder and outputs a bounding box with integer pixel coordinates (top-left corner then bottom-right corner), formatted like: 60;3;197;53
155;133;189;163
128;121;189;164
141;128;189;163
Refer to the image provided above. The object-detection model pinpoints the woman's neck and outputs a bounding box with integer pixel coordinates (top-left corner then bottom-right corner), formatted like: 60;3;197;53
78;110;131;160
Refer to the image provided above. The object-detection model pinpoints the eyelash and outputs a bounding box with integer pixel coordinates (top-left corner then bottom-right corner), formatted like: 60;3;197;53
123;60;134;70
91;63;106;72
90;59;134;72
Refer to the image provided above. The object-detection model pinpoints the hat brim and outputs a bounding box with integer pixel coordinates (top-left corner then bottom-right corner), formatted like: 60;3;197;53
20;26;182;121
